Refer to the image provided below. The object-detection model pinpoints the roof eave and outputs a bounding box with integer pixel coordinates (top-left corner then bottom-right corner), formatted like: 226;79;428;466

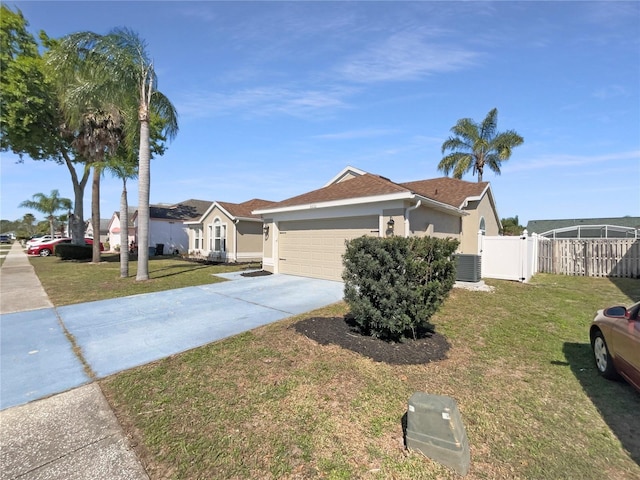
253;191;414;215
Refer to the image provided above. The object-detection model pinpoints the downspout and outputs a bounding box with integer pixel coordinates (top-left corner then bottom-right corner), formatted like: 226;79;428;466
233;218;239;262
405;200;422;236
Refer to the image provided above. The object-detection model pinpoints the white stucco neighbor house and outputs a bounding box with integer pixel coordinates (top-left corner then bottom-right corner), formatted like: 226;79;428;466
253;166;501;281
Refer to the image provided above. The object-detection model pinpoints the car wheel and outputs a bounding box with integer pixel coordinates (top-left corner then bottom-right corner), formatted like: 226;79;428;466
592;331;619;380
39;248;52;257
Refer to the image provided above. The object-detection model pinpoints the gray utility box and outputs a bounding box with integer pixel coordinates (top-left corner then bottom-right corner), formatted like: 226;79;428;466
454;254;482;283
405;392;470;476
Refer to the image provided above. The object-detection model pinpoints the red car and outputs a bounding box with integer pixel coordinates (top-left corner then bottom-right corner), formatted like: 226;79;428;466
27;238;104;256
590;301;640;392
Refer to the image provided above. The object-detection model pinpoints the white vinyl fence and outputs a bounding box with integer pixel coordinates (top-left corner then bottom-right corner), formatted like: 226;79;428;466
479;231;538;283
479;232;640;282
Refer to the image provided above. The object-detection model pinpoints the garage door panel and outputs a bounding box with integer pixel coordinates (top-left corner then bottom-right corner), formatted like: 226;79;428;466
278;216;378;281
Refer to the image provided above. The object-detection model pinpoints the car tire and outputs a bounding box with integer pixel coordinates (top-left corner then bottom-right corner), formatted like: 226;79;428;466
592;330;619;380
39;248;52;257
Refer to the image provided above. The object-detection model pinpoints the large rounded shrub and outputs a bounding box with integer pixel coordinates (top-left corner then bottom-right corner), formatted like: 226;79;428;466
342;236;459;341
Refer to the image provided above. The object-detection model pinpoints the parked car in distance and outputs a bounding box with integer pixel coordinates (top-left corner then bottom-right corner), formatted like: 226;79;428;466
0;234;11;243
27;238;104;256
590;301;640;393
25;234;61;247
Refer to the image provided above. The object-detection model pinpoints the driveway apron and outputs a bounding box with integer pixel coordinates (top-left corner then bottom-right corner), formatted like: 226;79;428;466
2;272;343;410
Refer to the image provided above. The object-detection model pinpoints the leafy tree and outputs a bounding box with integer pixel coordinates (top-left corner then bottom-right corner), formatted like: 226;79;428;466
439;108;524;182
501;216;524;236
1;6;90;242
19;190;71;238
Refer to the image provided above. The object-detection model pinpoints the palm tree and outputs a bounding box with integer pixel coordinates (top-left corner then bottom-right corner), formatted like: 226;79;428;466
19;190;72;238
106;151;138;278
108;29;178;281
50;29;178;280
438;108;524;182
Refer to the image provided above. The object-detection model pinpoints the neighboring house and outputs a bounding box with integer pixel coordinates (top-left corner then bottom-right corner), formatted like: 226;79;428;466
253;166;500;281
132;199;213;255
84;219;110;244
106;208;137;252
184;199;274;262
527;217;640;239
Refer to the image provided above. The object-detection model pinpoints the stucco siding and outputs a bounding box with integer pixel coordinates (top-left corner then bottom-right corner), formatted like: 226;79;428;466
408;205;461;240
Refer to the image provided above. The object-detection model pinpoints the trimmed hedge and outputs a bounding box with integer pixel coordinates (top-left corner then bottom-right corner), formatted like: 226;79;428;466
55;243;93;260
342;236;459;341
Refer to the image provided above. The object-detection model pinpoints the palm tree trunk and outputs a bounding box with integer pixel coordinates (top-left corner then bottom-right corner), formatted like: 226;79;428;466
136;117;151;281
119;178;129;278
91;165;101;263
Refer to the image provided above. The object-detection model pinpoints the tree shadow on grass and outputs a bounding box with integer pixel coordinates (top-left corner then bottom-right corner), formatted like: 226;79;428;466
561;342;639;466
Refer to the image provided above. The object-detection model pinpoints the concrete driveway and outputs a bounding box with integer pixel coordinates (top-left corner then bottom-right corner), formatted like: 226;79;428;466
1;272;344;410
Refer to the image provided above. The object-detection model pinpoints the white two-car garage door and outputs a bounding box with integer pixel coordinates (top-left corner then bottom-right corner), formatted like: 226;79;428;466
278;216;379;281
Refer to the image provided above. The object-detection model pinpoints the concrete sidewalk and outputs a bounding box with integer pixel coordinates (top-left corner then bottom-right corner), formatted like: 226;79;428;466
0;242;149;480
0;243;344;479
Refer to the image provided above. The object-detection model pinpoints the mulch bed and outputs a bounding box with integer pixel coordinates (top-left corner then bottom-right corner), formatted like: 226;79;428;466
241;270;273;277
292;316;450;365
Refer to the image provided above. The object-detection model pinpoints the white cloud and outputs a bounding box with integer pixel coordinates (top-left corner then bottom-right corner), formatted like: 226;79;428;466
503;150;640;173
337;29;480;83
175;85;355;120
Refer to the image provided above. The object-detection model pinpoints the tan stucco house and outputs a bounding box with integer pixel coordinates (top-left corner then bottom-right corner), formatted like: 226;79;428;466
185;199;274;262
253;166;500;281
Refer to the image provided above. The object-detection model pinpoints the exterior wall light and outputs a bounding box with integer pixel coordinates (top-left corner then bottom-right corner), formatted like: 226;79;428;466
263;224;270;238
386;217;395;237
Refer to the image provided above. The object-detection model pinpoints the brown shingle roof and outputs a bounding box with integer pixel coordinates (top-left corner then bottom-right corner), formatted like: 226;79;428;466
265;174;410;209
217;199;275;219
400;177;488;208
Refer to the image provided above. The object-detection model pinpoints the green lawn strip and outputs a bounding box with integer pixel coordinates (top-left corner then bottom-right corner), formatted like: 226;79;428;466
30;254;260;306
97;274;639;479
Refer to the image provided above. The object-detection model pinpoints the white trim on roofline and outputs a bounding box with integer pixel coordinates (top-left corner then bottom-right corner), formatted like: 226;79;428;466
254;192;467;217
323;165;368;187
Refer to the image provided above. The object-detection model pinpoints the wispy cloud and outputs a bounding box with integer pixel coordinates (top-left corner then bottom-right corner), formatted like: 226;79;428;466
313;128;397;140
176;85;355;120
337;29;480;83
592;84;628;100
504;150;640;173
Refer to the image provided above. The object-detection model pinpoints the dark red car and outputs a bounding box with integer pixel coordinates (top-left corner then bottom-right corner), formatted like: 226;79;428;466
27;238;104;256
590;301;640;392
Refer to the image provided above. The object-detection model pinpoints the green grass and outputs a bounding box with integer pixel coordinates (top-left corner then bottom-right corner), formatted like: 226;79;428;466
30;253;260;305
99;274;640;479
0;243;11;267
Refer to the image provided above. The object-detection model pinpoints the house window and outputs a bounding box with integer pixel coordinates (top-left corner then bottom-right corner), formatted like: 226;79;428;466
479;217;486;235
194;228;202;249
213;219;226;252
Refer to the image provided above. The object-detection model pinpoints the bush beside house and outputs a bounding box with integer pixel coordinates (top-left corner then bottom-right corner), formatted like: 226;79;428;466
342;236;458;341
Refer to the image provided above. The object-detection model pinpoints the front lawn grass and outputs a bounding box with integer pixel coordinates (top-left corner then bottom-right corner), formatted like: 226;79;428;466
100;274;640;479
30;253;260;306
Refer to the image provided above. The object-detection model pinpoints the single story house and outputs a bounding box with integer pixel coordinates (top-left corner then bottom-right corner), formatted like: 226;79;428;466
106;200;212;255
253;166;500;281
85;218;110;244
106;207;137;252
184;198;274;263
527;217;640;239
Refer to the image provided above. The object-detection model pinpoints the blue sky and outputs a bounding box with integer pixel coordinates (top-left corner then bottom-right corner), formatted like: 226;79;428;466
1;1;639;227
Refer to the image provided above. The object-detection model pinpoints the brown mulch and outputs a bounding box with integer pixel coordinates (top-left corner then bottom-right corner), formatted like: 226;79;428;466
292;316;450;365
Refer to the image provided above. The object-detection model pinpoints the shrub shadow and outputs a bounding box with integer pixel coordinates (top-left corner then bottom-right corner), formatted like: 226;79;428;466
562;342;639;465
